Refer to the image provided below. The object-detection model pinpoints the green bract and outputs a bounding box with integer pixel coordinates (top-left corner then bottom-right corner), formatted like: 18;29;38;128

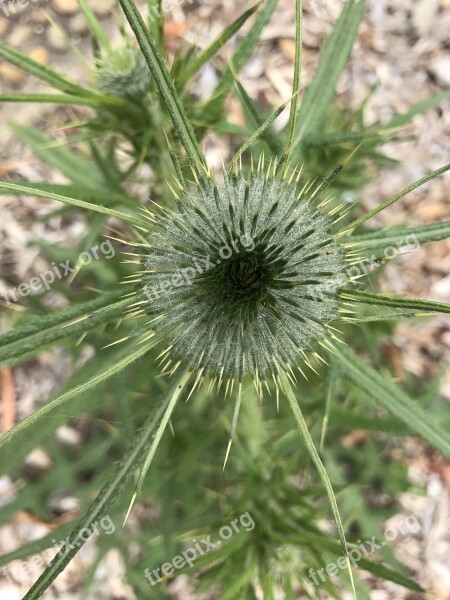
142;168;347;380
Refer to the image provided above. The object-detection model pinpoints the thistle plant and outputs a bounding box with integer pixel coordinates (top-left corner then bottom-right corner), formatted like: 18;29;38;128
1;0;450;598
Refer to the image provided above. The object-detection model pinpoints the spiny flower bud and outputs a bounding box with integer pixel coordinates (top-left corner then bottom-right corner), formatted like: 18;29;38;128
267;544;304;581
140;163;348;383
97;46;151;100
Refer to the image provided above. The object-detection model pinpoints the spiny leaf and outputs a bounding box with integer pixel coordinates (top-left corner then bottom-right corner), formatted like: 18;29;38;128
281;372;357;597
331;343;450;458
0;182;144;227
344;221;450;249
346;162;450;232
283;0;302;154
0;337;158;476
118;0;206;171
21;369;190;600
342;289;450;315
0;291;137;367
205;0;277;116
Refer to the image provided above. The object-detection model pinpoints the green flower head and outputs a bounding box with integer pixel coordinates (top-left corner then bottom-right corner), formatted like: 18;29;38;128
140;163;348;383
97;46;151;100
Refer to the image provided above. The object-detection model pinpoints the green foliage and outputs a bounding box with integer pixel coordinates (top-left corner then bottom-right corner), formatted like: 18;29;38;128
0;1;448;598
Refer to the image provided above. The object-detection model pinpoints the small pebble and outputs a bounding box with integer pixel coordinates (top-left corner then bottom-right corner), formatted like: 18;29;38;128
93;0;116;16
55;425;82;447
7;24;31;48
33;8;49;25
47;26;68;51
48;492;80;515
23;447;52;475
52;0;78;15
0;63;27;85
430;55;450;87
28;46;49;65
69;13;88;35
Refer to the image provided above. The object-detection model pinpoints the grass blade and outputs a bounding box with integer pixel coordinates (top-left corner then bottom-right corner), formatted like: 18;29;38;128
10;123;106;187
77;0;111;50
344;162;450;233
280;372;356;597
0;93;126;108
293;0;366;147
205;0;277;115
0;337;159;476
330;343;450;457
118;0;206;170
0;43;90;95
342;289;450;315
343;221;450;249
231;99;288;169
0;292;138;367
179;4;259;88
21;368;190;600
0;182;144;227
0;181;136;207
283;0;302;154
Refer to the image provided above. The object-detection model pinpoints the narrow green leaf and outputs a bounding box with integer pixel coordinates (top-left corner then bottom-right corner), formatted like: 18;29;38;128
0;293;138;367
0;93;126;108
0;43;89;95
342;289;450;315
0;289;132;348
146;0;164;53
0;181;135;208
118;0;206;170
77;0;111;50
283;0;302;154
179;4;259;88
207;0;277;111
231;99;288;169
9;123;106;187
320;359;336;450
281;372;356;595
0;182;144;227
331;343;450;457
298;530;424;592
343;221;450;249
293;0;366;146
22;368;189;600
345;162;450;233
216;560;256;600
385;89;450;130
0;337;159;476
233;78;282;155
